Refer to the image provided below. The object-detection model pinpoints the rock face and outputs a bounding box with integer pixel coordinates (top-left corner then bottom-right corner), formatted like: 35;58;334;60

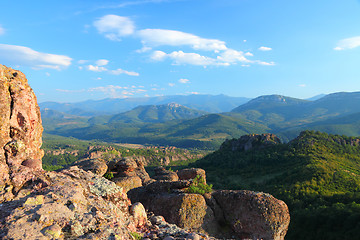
0;65;44;202
221;133;281;152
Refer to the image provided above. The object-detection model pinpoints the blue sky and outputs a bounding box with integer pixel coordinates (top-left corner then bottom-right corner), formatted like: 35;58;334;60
1;0;360;103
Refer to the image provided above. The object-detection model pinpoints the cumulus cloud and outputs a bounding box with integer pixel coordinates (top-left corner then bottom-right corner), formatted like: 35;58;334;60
137;29;227;51
0;44;72;70
151;50;167;61
217;49;250;63
81;59;139;76
87;65;108;72
258;46;272;51
93;14;274;67
152;50;224;66
94;15;135;41
168;83;175;87
334;36;360;50
179;78;190;84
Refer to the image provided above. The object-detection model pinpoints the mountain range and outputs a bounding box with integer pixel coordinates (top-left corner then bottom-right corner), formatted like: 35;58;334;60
41;91;360;149
40;94;250;116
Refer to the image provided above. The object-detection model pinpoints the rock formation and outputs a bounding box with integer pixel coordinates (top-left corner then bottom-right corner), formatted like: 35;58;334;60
0;64;44;202
221;133;281;152
129;170;290;239
0;65;148;239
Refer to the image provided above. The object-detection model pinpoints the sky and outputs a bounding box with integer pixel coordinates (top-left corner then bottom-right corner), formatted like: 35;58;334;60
1;0;360;103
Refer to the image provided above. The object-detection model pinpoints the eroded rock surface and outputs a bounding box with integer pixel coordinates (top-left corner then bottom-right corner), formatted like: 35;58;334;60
0;64;44;202
212;190;290;240
109;157;152;192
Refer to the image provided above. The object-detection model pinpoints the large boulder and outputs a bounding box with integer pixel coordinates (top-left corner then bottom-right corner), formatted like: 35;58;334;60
0;65;44;202
71;158;108;176
212;190;290;240
153;167;179;181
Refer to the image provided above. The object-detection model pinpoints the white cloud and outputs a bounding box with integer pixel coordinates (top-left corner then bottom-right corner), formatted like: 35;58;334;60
81;60;139;76
0;25;5;35
168;51;220;66
0;44;72;70
137;29;227;51
299;84;306;87
95;59;109;66
168;83;175;87
94;15;135;41
87;65;108;72
256;61;275;66
92;14;274;68
151;50;167;61
217;49;250;63
88;85;147;98
258;46;272;51
179;78;190;84
110;68;140;76
334;36;360;50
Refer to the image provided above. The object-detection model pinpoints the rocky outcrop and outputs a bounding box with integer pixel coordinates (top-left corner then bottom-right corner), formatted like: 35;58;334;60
0;65;44;202
129;169;290;239
177;168;206;184
153;167;179;181
0;65;290;239
212;190;290;240
0;167;139;239
0;65;148;239
70;158;108;176
108;157;152;192
221;133;281;152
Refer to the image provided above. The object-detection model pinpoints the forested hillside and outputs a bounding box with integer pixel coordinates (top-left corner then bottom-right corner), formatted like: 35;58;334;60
192;131;360;240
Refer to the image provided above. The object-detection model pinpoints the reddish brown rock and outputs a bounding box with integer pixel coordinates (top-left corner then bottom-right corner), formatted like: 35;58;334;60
113;175;143;192
212;190;290;240
177;168;207;184
109;157;151;184
71;158;108;176
0;167;135;240
153;167;179;181
0;65;44;201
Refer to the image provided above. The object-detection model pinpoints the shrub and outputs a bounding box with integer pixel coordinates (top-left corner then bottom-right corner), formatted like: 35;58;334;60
186;175;213;195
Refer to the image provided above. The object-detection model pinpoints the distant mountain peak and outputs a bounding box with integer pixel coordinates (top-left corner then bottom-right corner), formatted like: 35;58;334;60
166;102;182;108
